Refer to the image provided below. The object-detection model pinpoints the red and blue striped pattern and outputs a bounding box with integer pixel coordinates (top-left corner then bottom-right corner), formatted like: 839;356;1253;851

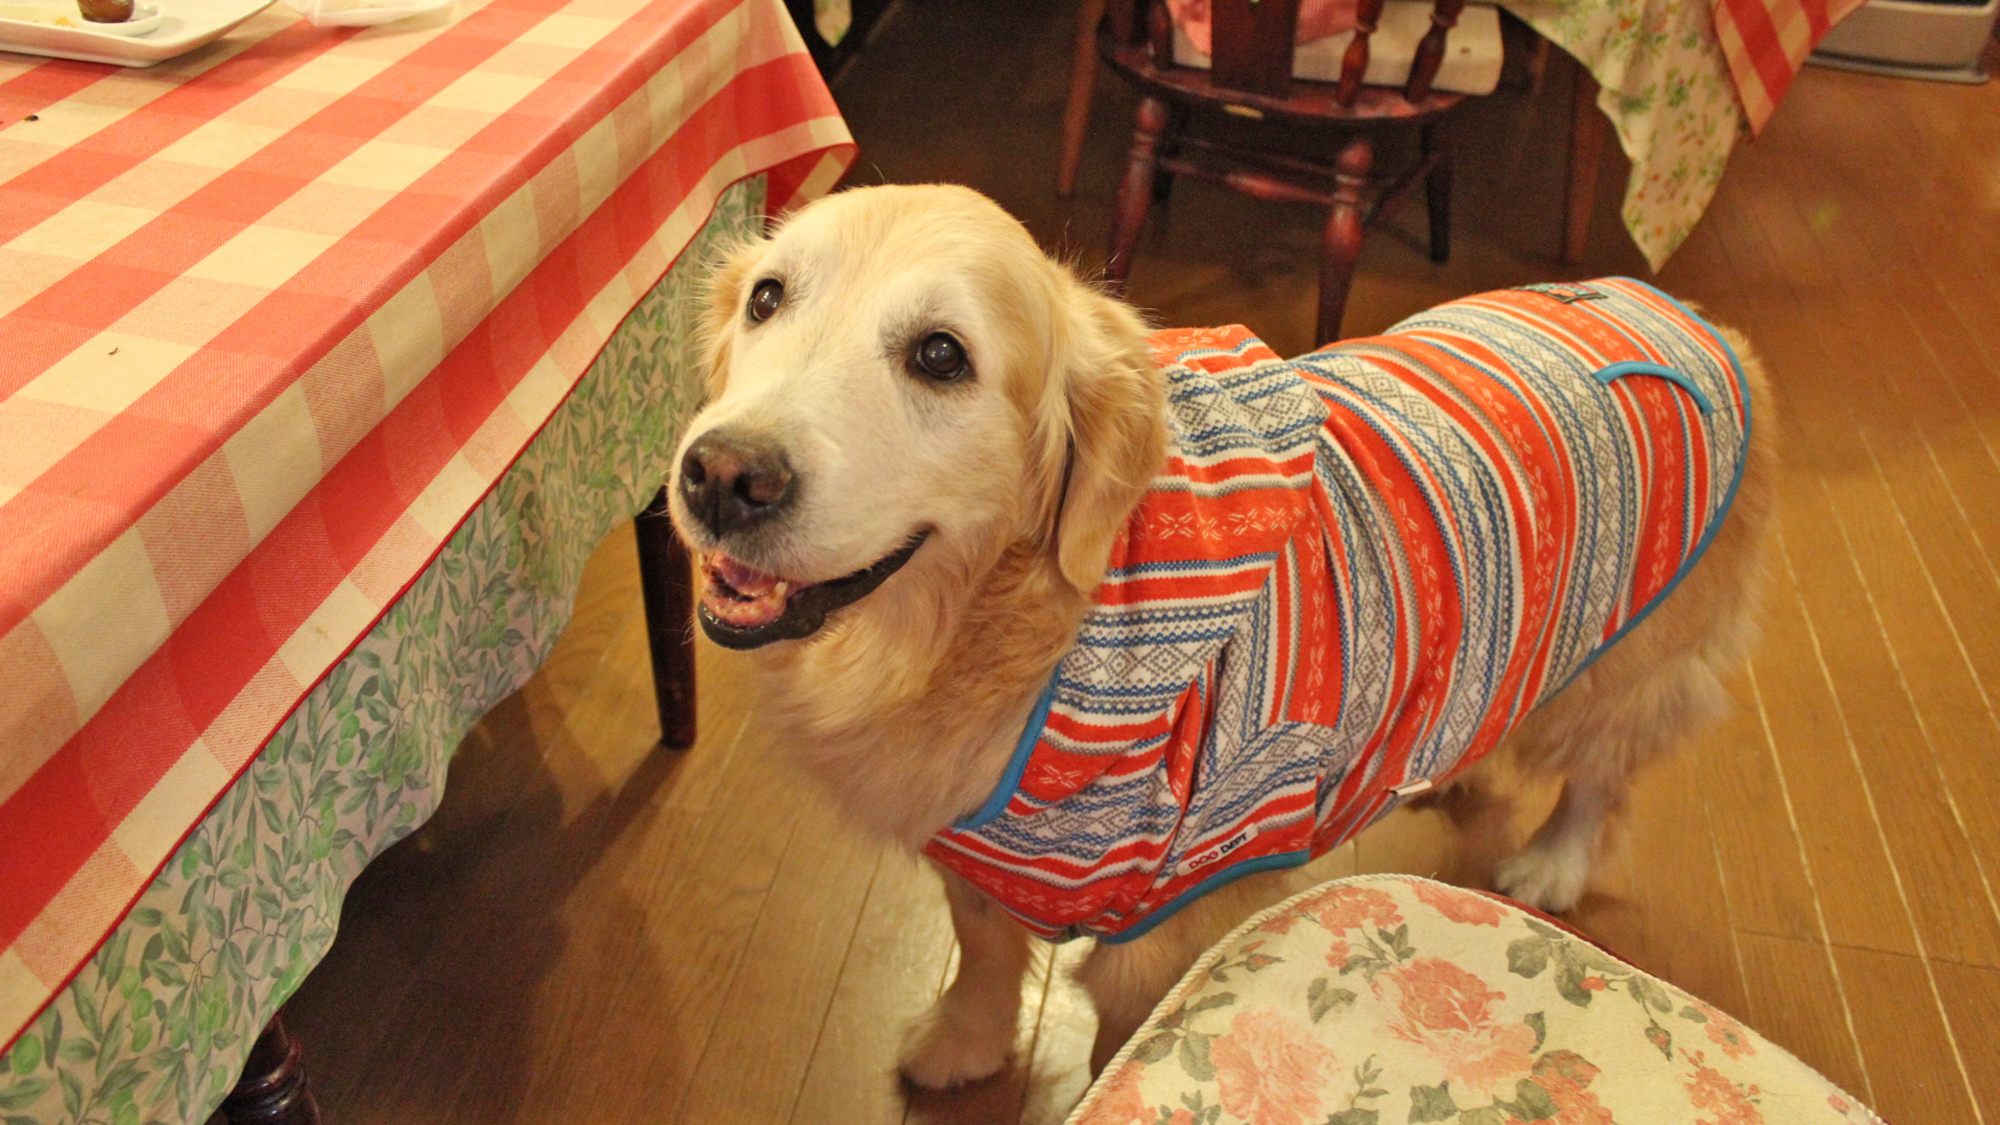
925;279;1750;942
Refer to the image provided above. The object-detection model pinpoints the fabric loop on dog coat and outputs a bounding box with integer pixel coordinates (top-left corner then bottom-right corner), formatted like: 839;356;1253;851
925;278;1751;943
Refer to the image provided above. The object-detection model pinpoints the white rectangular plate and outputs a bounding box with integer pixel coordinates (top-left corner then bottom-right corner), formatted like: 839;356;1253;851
0;0;276;68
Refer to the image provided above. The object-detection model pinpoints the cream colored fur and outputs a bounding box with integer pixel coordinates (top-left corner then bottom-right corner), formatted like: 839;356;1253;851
668;185;1778;1091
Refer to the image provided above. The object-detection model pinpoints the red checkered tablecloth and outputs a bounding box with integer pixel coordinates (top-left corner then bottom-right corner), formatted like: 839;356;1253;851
0;0;850;1056
1713;0;1866;132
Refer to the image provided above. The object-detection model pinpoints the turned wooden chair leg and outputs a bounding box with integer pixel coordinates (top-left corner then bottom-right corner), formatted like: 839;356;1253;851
220;1012;319;1125
1106;95;1171;286
1057;0;1108;197
1422;123;1452;265
636;487;697;749
1317;135;1374;347
1563;60;1607;266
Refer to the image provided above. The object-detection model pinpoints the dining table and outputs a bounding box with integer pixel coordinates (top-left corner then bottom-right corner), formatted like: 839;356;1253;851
1505;0;1863;269
0;0;852;1121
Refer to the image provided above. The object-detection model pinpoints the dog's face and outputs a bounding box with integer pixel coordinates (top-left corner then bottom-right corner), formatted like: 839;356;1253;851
668;185;1163;650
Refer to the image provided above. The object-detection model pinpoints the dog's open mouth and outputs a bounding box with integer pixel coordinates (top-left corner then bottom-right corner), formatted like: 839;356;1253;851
697;534;927;650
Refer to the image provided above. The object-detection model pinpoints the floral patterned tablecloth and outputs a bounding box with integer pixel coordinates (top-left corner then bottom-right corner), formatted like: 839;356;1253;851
0;178;761;1125
1068;874;1887;1125
814;0;851;44
1501;0;1745;270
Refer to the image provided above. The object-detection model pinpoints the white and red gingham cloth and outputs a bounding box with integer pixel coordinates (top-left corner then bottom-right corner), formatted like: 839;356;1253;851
1712;0;1865;133
0;0;851;1056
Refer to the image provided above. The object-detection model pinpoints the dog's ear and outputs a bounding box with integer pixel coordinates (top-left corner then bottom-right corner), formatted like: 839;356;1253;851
1038;275;1167;595
696;236;768;401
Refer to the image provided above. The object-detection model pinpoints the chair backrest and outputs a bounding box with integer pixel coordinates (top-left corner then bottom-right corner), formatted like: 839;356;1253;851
1211;0;1304;98
1113;0;1468;106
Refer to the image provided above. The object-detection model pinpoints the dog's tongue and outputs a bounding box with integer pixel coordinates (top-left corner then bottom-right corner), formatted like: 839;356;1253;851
700;551;795;628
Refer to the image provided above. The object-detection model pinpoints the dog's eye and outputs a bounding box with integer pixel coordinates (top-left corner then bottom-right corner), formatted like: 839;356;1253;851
913;332;969;382
748;279;783;322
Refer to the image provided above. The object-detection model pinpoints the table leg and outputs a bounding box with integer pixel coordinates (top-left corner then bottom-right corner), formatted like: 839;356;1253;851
1057;0;1108;196
636;488;698;748
219;1012;319;1125
1564;56;1607;266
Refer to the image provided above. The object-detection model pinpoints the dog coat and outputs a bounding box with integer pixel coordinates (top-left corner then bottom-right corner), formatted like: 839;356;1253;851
923;278;1752;943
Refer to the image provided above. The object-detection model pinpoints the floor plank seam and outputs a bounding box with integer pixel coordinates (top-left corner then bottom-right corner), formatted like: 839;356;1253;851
1916;438;2000;605
783;845;893;1125
1810;466;2000;940
1781;526;1988;1123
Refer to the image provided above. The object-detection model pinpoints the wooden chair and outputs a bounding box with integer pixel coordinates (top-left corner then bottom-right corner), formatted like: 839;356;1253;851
1093;0;1539;344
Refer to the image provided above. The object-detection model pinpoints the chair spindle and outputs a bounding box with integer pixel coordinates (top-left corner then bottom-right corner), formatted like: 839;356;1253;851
1405;0;1467;101
1147;0;1174;66
1337;0;1386;105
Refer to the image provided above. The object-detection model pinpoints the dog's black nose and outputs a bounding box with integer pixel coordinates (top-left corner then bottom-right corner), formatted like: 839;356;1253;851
679;430;796;537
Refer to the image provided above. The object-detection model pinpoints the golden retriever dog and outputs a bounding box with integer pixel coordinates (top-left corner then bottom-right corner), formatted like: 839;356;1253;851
665;184;1775;1088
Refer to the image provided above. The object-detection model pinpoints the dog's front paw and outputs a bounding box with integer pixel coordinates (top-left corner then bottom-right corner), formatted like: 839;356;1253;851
897;996;1015;1090
1494;843;1590;914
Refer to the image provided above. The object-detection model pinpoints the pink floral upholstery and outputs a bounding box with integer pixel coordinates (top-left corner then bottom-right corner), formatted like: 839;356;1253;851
1067;875;1885;1125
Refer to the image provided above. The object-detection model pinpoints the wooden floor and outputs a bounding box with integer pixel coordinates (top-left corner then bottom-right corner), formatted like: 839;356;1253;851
282;6;2000;1123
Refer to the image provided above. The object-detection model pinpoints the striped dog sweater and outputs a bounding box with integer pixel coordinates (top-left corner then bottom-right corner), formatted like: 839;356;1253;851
924;278;1752;942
